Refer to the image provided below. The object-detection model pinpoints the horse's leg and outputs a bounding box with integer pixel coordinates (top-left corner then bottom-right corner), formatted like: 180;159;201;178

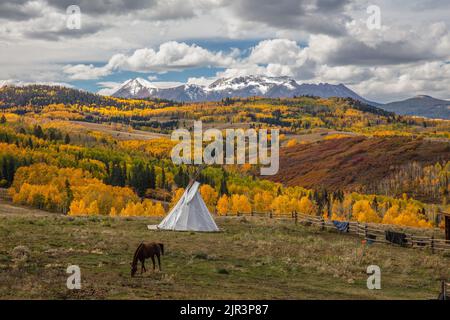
157;253;162;271
141;259;146;273
151;256;156;271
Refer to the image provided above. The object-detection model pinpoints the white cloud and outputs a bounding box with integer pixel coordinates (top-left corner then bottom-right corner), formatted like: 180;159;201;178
247;39;307;66
186;76;216;86
1;1;450;101
0;79;73;88
63;41;238;80
96;81;122;96
351;62;450;101
63;64;113;80
150;81;184;88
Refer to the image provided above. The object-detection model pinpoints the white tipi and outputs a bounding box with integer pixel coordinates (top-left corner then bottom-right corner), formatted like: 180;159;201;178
152;181;219;232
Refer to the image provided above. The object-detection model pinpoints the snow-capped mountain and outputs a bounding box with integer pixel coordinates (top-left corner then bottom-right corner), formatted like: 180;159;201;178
205;76;297;95
110;75;379;105
110;78;160;99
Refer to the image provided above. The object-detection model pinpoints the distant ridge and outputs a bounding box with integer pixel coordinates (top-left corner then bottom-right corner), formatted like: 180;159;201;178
109;75;381;106
380;95;450;119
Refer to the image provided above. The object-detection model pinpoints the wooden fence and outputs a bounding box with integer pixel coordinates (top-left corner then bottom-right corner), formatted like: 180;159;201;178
223;211;450;254
439;280;450;300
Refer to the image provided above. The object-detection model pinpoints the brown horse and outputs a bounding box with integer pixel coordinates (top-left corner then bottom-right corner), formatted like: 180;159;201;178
130;242;164;277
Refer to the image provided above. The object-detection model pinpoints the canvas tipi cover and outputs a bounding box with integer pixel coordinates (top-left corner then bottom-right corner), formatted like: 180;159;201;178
156;181;219;232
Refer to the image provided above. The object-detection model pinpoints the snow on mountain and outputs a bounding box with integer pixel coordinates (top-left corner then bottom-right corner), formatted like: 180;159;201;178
110;75;379;105
111;78;160;99
205;75;297;94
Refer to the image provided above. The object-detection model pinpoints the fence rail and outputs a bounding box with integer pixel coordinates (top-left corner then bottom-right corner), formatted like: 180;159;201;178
223;211;450;253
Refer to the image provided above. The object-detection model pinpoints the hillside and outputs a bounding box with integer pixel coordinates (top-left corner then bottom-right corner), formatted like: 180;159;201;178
0;85;449;228
0;85;178;109
268;136;450;194
381;95;450;120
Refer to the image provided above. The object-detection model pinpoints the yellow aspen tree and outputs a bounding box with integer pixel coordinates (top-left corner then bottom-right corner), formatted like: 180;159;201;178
200;184;218;213
217;194;230;215
170;188;185;208
87;200;100;215
69;199;87;216
382;205;400;225
352;200;381;223
298;196;316;215
153;202;166;216
109;207;118;217
238;195;252;214
331;200;345;221
230;194;251;214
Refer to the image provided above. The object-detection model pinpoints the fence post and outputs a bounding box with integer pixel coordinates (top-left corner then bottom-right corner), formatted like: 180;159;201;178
237;211;240;217
442;279;447;298
251;211;254;217
364;224;368;240
269;211;273;219
294;211;298;225
431;235;435;254
321;217;325;230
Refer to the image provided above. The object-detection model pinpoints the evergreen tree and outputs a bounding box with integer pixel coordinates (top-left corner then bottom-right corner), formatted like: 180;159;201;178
161;167;166;189
63;179;74;214
33;125;44;138
149;165;156;189
219;171;229;195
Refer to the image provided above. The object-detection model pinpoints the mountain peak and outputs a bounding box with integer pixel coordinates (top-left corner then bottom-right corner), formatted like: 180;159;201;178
206;75;297;93
111;77;159;98
109;75;378;105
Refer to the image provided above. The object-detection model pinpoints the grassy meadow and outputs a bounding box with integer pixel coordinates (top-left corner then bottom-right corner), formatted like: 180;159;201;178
0;202;448;300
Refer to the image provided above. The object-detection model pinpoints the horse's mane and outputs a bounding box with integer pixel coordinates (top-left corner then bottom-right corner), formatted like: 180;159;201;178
132;242;144;265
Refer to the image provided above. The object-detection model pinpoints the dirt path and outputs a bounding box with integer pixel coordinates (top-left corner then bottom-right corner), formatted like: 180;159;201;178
0;199;56;217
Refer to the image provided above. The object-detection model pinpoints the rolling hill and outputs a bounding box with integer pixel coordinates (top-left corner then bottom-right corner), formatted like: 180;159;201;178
0;84;179;109
268;136;450;192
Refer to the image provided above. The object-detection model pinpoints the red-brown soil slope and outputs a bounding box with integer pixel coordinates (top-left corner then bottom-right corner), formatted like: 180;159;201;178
268;136;450;191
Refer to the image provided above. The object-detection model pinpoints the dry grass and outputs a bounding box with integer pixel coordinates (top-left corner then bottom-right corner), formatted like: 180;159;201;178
0;212;448;300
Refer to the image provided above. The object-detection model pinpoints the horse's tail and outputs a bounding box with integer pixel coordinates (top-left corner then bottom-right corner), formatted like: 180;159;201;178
158;243;164;255
132;242;144;264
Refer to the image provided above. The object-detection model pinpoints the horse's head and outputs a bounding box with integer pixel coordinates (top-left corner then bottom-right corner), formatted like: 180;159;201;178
130;262;138;277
